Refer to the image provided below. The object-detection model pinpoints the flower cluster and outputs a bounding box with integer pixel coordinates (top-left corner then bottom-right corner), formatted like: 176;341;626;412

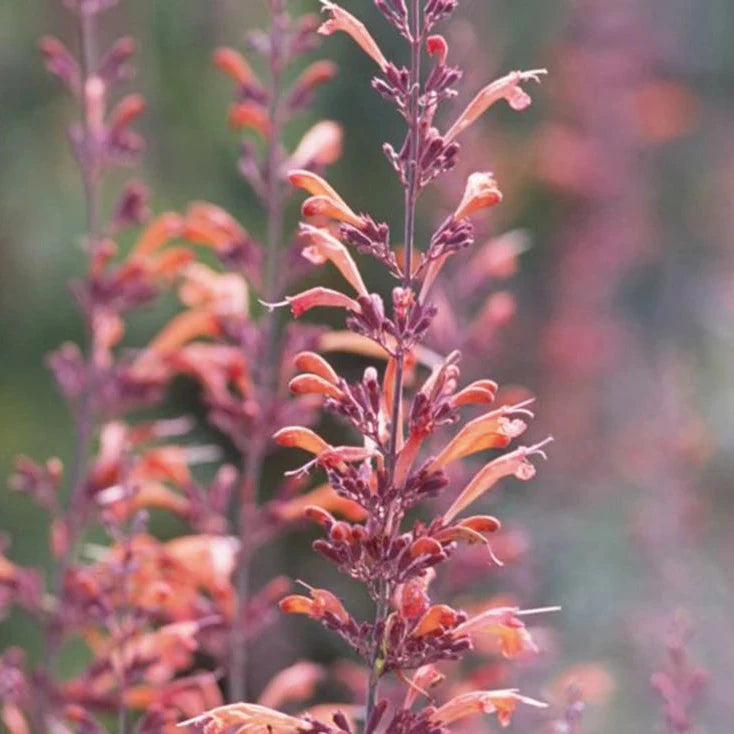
187;1;553;732
2;1;242;730
146;0;362;705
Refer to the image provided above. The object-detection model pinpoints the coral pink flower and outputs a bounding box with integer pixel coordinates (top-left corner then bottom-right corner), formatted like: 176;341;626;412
257;661;326;710
287;120;343;169
179;702;311;733
280;585;350;624
428;400;535;469
318;1;388;71
454;172;503;220
431;689;547;727
213;46;256;85
443;439;553;523
228;101;271;137
298;224;368;295
281;286;361;318
445;69;547;142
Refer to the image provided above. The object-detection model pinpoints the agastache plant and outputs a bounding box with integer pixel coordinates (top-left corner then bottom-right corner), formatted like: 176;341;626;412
183;1;554;732
141;0;363;705
2;0;244;730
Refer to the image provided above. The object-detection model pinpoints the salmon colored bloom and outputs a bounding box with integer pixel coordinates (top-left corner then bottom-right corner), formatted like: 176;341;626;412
271;486;367;523
451;378;499;407
453;605;555;658
257;661;325;710
411;604;461;638
434;515;502;545
293;350;340;385
318;1;388;71
179;703;311;733
443;438;552;523
289;169;348;203
213;46;257;86
128;212;184;259
428;400;535;470
228;101;271;137
445;69;548;142
280;585;350;624
289;372;345;400
178;263;249;317
146;310;220;355
298;224;368;295
395;570;435;620
183;201;251;253
300;58;339;85
431;689;547;727
454;172;503;220
403;664;446;709
287;120;343;169
108;93;145;131
279;286;361;318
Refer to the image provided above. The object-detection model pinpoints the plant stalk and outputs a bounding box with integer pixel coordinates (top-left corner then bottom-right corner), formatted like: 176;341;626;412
228;0;287;704
364;1;422;726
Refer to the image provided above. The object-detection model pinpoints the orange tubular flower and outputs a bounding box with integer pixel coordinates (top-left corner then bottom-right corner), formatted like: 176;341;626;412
318;1;388;71
257;661;326;710
146;310;220;355
228;101;271;137
274;426;332;456
453;605;551;658
454;172;503;220
287;120;343;169
434;515;502;546
128;212;183;259
178;263;249;317
279;286;361;318
411;604;461;638
280;585;350;624
108;93;145;132
271;485;366;523
294;350;340;384
183;201;250;252
292;60;339;94
179;703;311;733
403;665;446;709
428;400;535;470
213;46;257;86
431;689;547;728
443;439;552;523
298;224;368;295
289;170;365;229
445;69;548;142
289;373;345;400
452;378;499;407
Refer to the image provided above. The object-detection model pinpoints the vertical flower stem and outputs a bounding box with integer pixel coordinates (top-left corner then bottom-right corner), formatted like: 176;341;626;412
68;8;101;532
45;6;103;709
116;527;133;734
228;0;286;704
365;1;422;726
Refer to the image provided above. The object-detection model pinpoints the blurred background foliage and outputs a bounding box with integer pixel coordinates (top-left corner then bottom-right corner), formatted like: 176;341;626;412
2;0;734;730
